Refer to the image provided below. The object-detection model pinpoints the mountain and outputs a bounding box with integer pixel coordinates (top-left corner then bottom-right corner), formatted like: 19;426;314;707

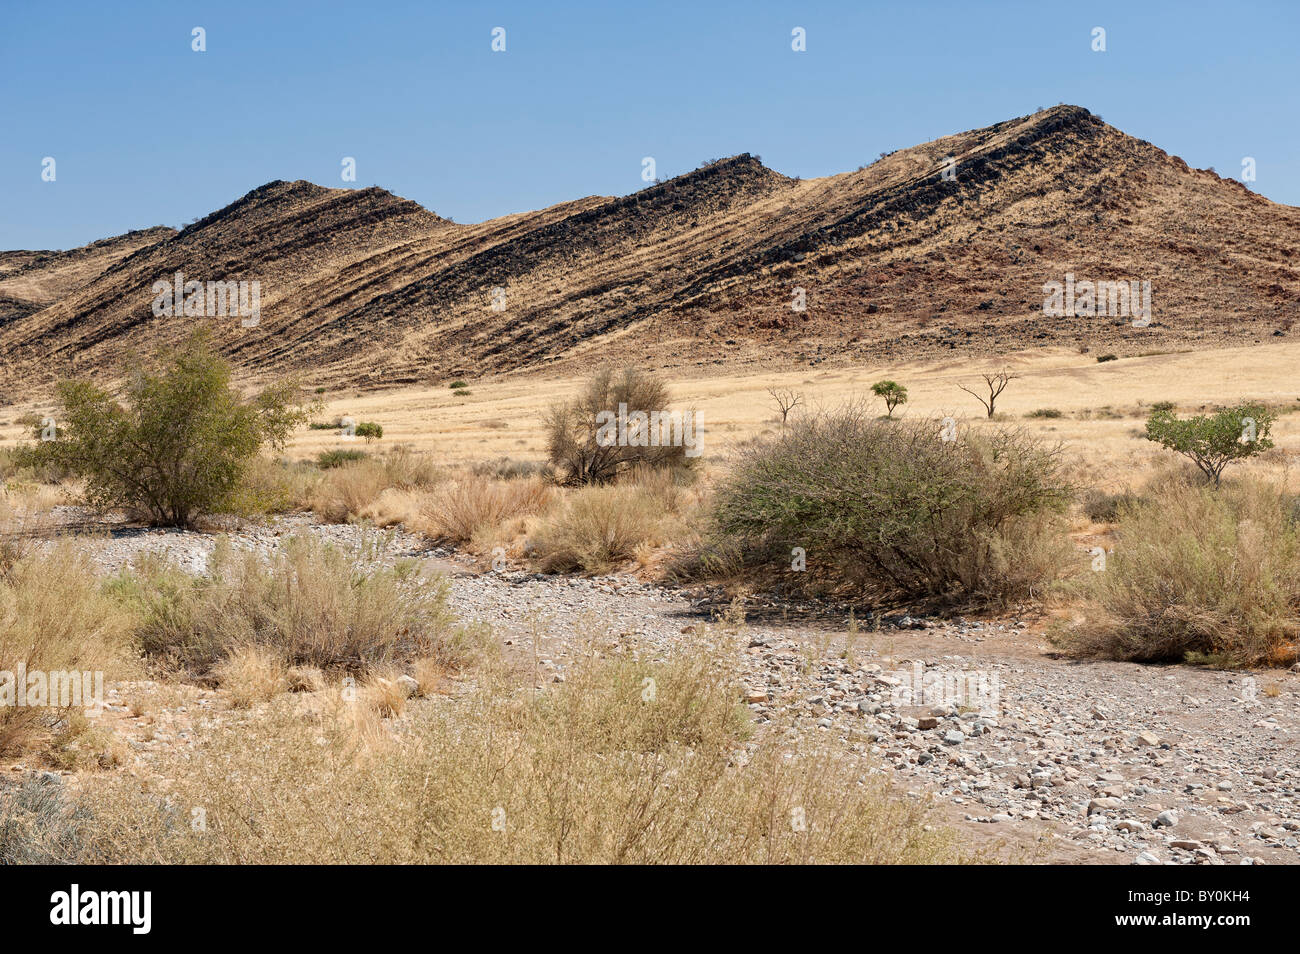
3;106;1298;394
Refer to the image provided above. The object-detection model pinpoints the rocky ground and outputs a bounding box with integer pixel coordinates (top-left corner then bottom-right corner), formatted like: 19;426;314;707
25;509;1300;865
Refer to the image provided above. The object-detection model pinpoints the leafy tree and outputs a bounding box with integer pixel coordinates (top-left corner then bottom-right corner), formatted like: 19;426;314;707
870;380;908;418
1144;403;1275;487
20;331;310;527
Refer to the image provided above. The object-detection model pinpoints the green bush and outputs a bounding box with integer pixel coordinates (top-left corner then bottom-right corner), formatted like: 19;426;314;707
1096;354;1118;363
1144;402;1275;486
354;421;383;440
17;331;310;527
708;406;1072;603
317;449;368;469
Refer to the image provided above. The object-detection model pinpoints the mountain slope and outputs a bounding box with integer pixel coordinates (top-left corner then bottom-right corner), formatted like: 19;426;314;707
3;106;1298;392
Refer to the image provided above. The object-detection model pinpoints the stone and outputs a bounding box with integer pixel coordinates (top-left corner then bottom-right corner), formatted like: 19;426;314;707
1155;810;1179;828
1087;797;1124;815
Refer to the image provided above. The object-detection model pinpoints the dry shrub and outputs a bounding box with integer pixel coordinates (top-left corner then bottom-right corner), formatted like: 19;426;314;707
287;665;326;693
308;447;441;523
225;456;321;517
545;368;698;484
1056;476;1300;666
527;475;691;579
215;645;288;708
112;533;485;676
72;637;961;864
0;543;133;756
417;475;554;544
362;673;409;719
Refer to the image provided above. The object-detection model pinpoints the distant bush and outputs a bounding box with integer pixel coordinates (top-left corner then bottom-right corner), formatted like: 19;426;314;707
1144;402;1275;486
1058;477;1300;667
17;332;309;528
708;406;1072;603
1148;400;1176;414
1025;408;1063;419
1080;488;1144;523
544;369;697;485
449;381;469;390
317;449;368;469
354;421;383;441
470;457;551;481
1096;354;1118;363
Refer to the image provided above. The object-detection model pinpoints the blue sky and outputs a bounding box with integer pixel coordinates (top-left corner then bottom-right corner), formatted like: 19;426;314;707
3;0;1297;250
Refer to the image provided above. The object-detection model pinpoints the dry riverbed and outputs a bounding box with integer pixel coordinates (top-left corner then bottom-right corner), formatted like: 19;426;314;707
12;509;1300;865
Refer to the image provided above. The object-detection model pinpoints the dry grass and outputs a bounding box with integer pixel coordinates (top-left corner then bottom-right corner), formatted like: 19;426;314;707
1054;474;1300;666
112;533;484;676
214;645;288;708
528;468;698;574
68;634;963;864
0;543;134;756
307;446;442;523
415;474;554;545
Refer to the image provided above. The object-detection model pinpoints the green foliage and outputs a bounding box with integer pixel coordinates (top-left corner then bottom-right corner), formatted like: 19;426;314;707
708;406;1071;603
1096;354;1118;362
354;421;383;440
1144;402;1275;486
316;449;368;469
17;331;311;527
869;380;908;417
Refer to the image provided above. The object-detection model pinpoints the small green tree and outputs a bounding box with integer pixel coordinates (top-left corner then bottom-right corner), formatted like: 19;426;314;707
20;331;310;527
1144;403;1276;487
870;380;908;418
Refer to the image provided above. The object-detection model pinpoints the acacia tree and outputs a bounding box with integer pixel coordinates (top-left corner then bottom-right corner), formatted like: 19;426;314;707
1144;403;1276;487
767;387;804;426
21;331;310;527
870;380;908;418
959;371;1018;419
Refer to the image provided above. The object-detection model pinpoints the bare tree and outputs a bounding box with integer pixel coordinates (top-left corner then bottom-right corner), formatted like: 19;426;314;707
958;370;1018;419
767;387;804;426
